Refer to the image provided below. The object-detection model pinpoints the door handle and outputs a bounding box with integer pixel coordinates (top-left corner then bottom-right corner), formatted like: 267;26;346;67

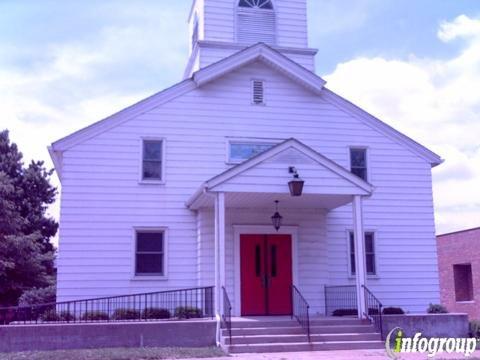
263;275;271;289
261;274;270;288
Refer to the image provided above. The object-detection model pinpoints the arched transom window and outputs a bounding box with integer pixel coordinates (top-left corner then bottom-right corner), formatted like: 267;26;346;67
237;0;276;45
239;0;274;9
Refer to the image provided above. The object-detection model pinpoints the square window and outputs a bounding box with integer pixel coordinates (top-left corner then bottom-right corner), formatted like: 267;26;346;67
453;264;473;302
135;231;164;276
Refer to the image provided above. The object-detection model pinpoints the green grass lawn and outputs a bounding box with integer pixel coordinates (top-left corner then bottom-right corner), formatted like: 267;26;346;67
0;347;227;360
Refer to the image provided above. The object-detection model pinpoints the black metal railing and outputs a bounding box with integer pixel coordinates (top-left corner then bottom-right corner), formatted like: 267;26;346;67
292;285;310;342
221;286;232;344
324;285;357;316
0;286;214;325
363;285;383;339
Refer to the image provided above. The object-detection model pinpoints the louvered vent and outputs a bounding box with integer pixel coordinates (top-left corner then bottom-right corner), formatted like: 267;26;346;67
252;80;264;104
237;8;276;45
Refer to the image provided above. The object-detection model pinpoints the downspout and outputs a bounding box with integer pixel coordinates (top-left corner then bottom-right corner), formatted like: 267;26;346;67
187;187;222;346
216;313;222;347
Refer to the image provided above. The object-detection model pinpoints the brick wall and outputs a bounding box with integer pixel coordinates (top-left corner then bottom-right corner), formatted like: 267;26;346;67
437;227;480;320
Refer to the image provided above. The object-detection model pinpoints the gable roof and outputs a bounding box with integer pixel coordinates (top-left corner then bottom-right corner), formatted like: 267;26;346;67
321;89;443;167
186;138;374;208
192;42;326;93
49;42;442;178
50;43;327;154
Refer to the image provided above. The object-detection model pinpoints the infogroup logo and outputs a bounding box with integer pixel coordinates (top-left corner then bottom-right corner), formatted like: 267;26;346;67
385;327;478;359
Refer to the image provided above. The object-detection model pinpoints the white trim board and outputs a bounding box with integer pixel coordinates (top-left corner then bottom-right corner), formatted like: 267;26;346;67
232;225;299;317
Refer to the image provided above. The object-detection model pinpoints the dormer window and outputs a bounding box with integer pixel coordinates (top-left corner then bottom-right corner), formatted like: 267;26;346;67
237;0;276;45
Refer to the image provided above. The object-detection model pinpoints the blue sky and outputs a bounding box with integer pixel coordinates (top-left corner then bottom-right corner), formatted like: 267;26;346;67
1;0;479;235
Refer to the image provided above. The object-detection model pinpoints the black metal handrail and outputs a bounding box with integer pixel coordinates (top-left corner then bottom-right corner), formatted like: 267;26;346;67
221;286;232;344
362;285;383;339
0;286;214;325
324;285;357;316
291;285;310;342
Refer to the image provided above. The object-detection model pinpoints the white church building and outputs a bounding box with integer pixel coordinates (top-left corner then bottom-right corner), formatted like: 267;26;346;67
49;0;442;328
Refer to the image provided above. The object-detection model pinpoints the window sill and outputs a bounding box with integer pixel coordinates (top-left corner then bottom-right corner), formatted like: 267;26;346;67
131;276;168;281
138;180;165;185
348;275;380;280
456;300;475;304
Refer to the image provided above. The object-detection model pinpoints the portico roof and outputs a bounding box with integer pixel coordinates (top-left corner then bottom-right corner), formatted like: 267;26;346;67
186;138;374;210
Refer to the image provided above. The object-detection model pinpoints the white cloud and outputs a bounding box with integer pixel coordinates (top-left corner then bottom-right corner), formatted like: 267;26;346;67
0;3;188;246
438;14;480;42
324;15;480;234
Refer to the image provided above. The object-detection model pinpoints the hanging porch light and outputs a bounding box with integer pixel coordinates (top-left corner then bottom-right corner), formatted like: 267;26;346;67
271;200;283;231
288;166;305;197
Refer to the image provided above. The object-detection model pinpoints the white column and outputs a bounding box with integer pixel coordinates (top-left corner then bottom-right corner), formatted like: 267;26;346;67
353;195;367;319
214;192;226;317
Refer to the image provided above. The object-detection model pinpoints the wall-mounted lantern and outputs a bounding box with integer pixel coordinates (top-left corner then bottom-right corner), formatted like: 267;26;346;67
271;200;283;231
288;166;304;197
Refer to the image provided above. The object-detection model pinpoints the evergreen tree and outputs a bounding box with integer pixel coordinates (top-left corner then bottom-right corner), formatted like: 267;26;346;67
0;130;57;306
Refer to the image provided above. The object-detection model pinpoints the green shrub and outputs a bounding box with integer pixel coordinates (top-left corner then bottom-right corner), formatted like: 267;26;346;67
383;307;405;315
111;308;141;320
174;306;202;319
427;303;448;314
18;285;56;307
368;308;380;315
81;311;109;321
143;307;171;320
332;309;357;316
40;310;60;322
58;311;76;322
40;310;75;322
469;320;480;338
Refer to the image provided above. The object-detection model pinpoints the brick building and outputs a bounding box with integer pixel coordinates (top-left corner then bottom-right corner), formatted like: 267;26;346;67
437;227;480;319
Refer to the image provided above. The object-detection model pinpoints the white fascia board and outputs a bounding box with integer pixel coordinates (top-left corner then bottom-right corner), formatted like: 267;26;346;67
48;146;63;183
322;89;444;167
192;43;326;94
206;138;373;194
51;80;196;152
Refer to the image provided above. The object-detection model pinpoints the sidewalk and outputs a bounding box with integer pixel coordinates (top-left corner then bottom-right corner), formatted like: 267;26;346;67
193;349;480;359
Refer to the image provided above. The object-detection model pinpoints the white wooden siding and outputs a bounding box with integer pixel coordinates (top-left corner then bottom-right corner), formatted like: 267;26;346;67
57;60;439;312
197;46;315;72
201;0;308;48
198;208;328;314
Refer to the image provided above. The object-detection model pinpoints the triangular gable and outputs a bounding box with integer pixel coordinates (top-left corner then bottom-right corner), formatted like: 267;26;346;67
51;43;326;154
50;42;441;175
192;43;327;94
186;139;373;208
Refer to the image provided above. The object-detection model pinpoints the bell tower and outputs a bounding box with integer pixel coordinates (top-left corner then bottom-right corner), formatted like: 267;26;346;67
184;0;318;78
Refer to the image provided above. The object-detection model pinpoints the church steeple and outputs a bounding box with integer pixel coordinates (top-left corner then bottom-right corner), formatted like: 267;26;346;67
184;0;318;78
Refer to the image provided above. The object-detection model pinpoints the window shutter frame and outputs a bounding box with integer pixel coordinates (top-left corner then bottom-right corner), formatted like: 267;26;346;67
252;80;265;105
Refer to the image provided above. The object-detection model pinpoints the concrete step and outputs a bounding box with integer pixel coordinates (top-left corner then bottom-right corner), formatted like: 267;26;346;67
227;340;385;353
230;318;368;329
224;324;375;336
225;332;381;345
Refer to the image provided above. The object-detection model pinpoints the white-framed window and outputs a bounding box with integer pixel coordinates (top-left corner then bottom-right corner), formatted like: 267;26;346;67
236;0;276;45
350;147;368;181
239;0;274;9
141;138;165;183
227;138;279;163
134;229;166;277
349;231;376;276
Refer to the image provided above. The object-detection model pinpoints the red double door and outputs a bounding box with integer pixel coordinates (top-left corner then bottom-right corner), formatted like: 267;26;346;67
240;234;293;316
